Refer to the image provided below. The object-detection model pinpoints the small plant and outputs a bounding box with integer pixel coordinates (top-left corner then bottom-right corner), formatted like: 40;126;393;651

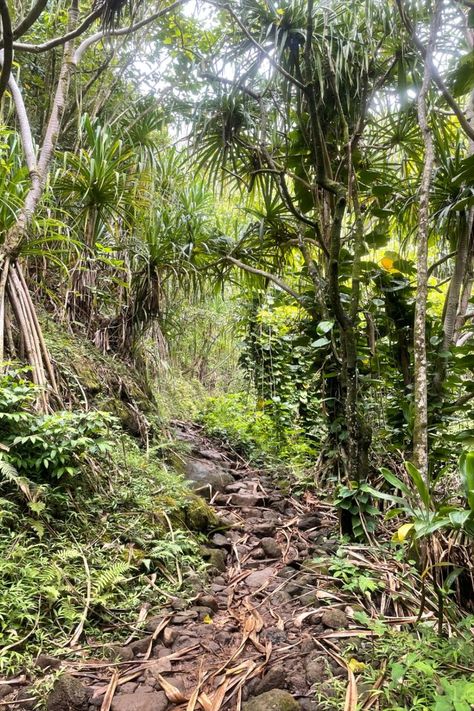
0;369;114;489
328;553;381;596
334;481;380;540
369;455;474;543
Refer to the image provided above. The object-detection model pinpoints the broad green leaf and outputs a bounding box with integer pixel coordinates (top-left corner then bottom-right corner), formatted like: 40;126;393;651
405;461;431;509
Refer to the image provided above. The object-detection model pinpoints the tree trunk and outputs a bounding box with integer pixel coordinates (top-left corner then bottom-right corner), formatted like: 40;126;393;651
412;4;439;479
0;0;78;403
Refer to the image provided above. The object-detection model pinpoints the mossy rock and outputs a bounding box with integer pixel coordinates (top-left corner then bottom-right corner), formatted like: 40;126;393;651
181;495;219;532
47;674;88;710
242;689;300;711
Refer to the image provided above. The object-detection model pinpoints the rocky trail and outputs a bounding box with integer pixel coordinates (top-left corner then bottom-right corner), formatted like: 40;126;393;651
4;424;429;711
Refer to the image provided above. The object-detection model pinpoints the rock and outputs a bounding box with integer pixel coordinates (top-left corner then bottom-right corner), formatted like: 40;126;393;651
210;583;225;593
119;683;138;694
0;684;13;700
111;690;168;711
254;666;287;694
163;626;179;647
261;537;282;559
271;591;292;605
246;566;275;589
192;605;215;621
35;654;61;671
109;645;134;661
130;636;152;655
170;597;188;611
300;592;318;606
195;447;223;461
195;594;219;612
263;628;287;644
232;493;261;507
211;533;231;547
16;687;37;710
47;674;88;711
278;567;296;579
298;699;320;711
157;675;185;693
185;571;204;591
201;547;227;572
284;582;303;596
318;539;339;554
242;689;300;711
172;634;198;651
321;608;348;630
184;459;234;499
300;638;317;654
172;611;198;625
297;513;321;530
305;655;330;685
252;521;275;538
144;615;165;632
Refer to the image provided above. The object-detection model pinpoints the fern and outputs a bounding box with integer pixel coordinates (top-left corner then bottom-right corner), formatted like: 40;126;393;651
0;458;33;500
93;562;130;596
55;547;82;562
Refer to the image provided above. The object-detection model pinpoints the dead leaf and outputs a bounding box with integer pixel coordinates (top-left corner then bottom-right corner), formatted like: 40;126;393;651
157;674;187;703
344;668;358;711
100;670;118;711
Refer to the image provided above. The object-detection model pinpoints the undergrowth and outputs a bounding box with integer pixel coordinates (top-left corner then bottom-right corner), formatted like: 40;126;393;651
199;391;316;467
0;370;212;673
317;619;474;710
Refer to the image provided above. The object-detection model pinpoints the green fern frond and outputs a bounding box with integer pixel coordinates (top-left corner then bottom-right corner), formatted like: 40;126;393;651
93;562;130;596
0;459;33;500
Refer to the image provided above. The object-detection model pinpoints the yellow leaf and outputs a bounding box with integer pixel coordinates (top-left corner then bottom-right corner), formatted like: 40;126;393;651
348;658;366;673
276;7;285;14
380;257;394;271
203;614;213;624
392;523;414;543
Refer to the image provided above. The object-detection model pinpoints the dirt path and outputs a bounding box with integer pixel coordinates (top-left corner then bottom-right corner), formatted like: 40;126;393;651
13;424;368;711
80;423;354;711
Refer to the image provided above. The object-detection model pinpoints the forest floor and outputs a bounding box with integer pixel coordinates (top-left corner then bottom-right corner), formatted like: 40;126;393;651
3;423;474;711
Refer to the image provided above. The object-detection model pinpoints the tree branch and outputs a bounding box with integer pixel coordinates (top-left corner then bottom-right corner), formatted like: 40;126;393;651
73;0;187;64
11;0;48;41
396;0;474;141
13;8;101;53
225;256;307;307
0;0;13;102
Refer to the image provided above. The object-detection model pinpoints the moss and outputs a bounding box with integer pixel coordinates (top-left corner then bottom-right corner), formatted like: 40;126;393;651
181;494;219;532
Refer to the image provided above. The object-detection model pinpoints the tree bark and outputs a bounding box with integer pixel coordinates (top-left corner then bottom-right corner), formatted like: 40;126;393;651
412;4;439;479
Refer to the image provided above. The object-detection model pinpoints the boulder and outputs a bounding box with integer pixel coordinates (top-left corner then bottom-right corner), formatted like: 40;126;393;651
47;674;88;711
242;689;300;711
321;608;348;630
183;459;233;499
111;690;168;711
201;547;227;572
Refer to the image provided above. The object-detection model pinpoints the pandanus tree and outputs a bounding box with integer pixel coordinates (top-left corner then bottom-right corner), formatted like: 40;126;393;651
189;0;474;481
0;0;187;407
193;0;404;481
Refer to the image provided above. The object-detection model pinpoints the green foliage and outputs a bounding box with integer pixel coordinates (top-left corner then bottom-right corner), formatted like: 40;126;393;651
334;481;380;541
0;432;207;672
199;391;315;466
369;458;474;543
0;369;114;487
326;550;381;596
317;618;474;710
